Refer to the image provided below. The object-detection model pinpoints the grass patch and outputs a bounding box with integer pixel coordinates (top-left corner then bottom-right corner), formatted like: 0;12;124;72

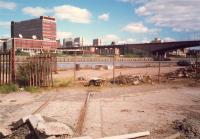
0;84;19;94
24;86;41;93
54;78;73;87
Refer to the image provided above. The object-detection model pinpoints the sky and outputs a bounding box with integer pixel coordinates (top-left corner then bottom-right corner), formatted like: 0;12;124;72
0;0;200;45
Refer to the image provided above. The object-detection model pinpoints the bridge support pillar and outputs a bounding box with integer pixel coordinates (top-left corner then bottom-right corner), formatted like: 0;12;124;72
114;48;120;55
164;52;167;59
154;52;167;60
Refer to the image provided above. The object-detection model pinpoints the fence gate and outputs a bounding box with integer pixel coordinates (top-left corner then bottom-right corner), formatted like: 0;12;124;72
0;50;13;85
27;54;54;87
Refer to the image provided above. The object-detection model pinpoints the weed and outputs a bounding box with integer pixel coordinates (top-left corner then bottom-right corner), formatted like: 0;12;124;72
54;78;73;87
16;63;30;86
0;84;19;94
24;86;41;93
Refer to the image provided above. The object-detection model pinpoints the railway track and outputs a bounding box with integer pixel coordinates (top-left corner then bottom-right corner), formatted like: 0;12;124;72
32;92;57;114
74;91;91;136
30;89;91;137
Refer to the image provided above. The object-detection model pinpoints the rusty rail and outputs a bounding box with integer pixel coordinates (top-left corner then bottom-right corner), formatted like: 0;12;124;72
32;93;56;115
75;92;91;136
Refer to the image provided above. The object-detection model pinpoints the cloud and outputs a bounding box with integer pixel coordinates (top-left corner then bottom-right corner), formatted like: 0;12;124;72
22;7;51;17
54;5;91;24
101;34;137;45
22;5;92;24
0;34;10;39
122;22;149;33
142;38;150;43
98;13;109;21
118;38;137;44
119;0;148;4
122;22;160;34
126;38;137;43
0;21;10;28
0;1;16;10
57;31;73;40
135;0;200;32
163;37;176;42
101;34;120;44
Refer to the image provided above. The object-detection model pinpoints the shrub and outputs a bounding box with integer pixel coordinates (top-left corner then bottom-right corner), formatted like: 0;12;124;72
16;63;30;86
54;79;73;87
24;86;41;93
0;84;19;94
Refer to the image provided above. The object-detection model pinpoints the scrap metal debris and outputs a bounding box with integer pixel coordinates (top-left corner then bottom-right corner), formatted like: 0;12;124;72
88;78;106;86
165;64;200;80
113;74;152;85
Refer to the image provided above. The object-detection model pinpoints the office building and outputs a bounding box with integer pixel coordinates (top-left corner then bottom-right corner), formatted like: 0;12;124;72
11;16;59;52
93;39;101;46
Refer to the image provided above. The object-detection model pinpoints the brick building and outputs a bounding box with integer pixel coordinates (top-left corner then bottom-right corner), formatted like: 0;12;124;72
11;16;59;52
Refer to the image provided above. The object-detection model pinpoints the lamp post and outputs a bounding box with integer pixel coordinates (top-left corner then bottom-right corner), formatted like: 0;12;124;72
11;37;16;83
112;43;116;85
158;54;161;83
74;43;78;81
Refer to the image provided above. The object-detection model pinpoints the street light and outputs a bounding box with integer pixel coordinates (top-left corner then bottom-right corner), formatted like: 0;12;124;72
19;34;23;38
74;43;79;81
32;35;37;54
18;34;23;52
32;35;37;40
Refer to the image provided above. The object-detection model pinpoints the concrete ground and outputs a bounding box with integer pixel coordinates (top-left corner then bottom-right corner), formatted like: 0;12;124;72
0;80;200;138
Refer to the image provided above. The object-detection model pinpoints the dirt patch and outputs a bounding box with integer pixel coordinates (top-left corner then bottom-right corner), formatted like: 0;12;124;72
1;81;200;139
173;112;200;139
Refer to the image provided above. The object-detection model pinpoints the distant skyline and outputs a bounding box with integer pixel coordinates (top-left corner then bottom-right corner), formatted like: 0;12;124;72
1;0;200;45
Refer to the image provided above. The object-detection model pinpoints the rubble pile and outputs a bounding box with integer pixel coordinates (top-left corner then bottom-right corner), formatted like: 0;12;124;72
0;114;73;139
166;65;200;80
88;78;106;86
173;112;200;139
94;65;113;70
113;74;152;85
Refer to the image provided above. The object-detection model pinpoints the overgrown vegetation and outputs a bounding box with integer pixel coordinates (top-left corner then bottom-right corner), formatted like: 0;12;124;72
124;52;149;58
54;79;73;87
0;84;19;94
16;63;30;87
24;86;41;93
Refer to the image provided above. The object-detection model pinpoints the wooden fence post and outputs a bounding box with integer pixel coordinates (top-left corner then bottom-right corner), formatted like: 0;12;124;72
11;39;16;83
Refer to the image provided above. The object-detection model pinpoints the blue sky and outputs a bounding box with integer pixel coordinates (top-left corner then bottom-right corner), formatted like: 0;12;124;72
0;0;200;44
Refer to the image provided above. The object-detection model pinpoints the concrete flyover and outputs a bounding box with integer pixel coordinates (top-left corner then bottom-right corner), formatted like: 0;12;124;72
58;40;200;57
92;40;200;54
124;40;200;54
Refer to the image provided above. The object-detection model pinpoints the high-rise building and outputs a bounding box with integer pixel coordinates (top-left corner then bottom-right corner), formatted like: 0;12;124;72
93;38;101;46
10;16;59;52
11;16;56;40
74;37;80;46
63;38;74;47
63;37;83;47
